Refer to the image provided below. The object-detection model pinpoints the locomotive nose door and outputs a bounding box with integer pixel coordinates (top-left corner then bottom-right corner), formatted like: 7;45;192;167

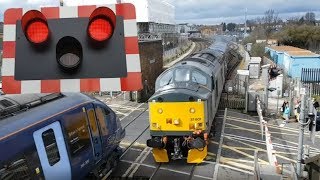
84;105;103;163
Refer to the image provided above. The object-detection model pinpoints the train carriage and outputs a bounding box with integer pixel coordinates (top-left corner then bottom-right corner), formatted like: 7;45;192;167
147;36;241;163
0;93;125;179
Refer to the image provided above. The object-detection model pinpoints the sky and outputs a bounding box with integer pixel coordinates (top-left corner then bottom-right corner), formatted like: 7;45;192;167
0;0;320;25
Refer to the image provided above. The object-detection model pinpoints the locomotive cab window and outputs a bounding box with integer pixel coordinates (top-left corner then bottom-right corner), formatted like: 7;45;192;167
158;70;174;88
174;68;190;82
191;71;207;86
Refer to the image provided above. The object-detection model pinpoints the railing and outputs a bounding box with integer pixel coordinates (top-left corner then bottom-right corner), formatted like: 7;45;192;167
301;68;320;95
256;97;281;174
138;33;162;41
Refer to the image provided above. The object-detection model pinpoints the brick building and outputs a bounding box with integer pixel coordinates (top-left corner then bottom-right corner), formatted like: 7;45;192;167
138;40;163;100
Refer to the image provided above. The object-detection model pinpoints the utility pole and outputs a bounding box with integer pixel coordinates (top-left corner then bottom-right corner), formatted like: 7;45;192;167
297;91;306;177
261;64;270;114
244;8;247;36
276;88;280;115
288;80;294;116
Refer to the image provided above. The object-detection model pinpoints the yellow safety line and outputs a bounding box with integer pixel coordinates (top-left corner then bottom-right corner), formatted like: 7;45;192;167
275;154;296;163
223;126;299;137
220;157;254;171
221;156;269;165
225;123;262;134
225;136;301;158
226;116;260;124
221;144;269;164
120;142;147;148
227;116;320;138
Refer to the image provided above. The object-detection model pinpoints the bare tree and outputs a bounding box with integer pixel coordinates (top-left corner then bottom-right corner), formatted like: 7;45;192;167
305;12;316;25
263;9;280;40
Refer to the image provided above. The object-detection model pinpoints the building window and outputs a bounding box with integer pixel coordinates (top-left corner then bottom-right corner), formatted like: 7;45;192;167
42;129;60;166
63;111;91;156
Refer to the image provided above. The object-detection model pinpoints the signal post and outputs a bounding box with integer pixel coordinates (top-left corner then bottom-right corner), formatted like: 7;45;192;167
2;3;142;94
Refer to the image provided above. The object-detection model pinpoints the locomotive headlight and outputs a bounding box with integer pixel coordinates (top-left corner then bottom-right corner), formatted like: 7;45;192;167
189;108;196;113
158;108;163;114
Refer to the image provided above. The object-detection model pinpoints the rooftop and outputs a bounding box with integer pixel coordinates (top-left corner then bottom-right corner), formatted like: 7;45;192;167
286;51;320;57
268;46;304;52
268;45;320;57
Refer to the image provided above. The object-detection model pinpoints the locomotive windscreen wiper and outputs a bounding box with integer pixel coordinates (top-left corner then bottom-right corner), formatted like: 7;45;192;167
166;77;173;85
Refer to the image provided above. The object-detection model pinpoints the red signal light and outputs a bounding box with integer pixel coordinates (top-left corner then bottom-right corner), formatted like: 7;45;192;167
87;7;116;42
21;10;50;44
88;19;113;41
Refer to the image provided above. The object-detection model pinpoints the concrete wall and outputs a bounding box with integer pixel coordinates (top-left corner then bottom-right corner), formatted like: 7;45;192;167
269;74;283;98
138;40;163;99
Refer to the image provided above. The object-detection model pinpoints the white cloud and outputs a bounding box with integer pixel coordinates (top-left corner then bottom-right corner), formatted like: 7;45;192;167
0;0;320;24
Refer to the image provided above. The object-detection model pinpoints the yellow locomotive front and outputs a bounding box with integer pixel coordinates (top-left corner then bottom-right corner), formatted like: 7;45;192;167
147;100;209;163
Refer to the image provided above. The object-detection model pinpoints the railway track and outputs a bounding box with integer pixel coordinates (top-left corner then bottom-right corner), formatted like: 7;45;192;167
189;40;211;55
104;103;149;179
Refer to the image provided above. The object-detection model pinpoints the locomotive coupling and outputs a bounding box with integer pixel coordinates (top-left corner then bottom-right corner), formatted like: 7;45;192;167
147;136;167;148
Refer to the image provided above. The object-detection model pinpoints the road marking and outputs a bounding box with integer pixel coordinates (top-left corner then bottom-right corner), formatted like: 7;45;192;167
122;147;150;177
120;159;156;169
212;163;219;180
220;157;254;171
275;154;296;163
225;123;261;134
221;144;269;164
119;103;146;121
219;164;254;175
129;147;152;177
120;141;147;148
193;174;212;180
159;167;190;175
227;116;320;138
216;108;227;164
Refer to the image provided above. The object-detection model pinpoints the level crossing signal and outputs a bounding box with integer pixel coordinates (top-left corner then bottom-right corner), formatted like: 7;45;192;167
2;4;142;94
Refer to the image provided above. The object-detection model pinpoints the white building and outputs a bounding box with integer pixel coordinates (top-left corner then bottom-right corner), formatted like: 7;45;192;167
63;0;174;24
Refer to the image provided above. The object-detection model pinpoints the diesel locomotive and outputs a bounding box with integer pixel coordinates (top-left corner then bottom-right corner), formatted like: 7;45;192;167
0;93;125;179
146;36;241;163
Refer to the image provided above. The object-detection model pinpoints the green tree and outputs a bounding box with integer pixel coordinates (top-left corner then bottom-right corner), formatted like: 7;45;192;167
226;23;236;32
222;22;227;32
251;42;267;57
275;25;320;52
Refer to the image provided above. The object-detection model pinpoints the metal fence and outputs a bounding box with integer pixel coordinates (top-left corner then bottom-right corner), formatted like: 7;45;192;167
301;68;320;95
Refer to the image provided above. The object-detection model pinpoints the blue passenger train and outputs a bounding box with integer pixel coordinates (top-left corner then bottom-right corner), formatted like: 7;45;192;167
0;93;125;179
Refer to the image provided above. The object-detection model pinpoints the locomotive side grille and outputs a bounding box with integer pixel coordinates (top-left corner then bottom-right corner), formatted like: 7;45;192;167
0;100;14;108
